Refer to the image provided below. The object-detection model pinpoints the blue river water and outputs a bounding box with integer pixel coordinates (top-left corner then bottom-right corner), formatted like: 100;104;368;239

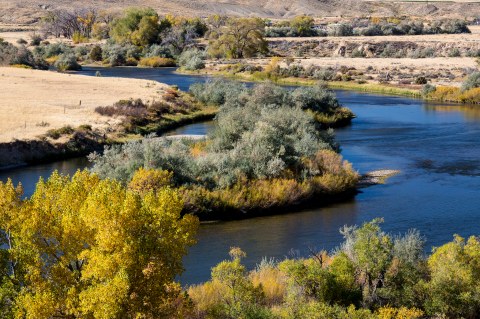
1;67;480;285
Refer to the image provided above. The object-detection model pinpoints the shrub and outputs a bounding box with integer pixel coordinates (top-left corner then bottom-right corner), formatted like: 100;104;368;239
312;68;335;81
0;41;47;69
178;49;205;70
45;125;75;139
16;38;27;45
145;44;172;58
421;84;436;97
29;33;42;46
42;42;72;58
72;31;89;44
448;47;461;57
138;57;176;67
461;71;480;91
54;53;82;71
89;45;103;61
328;24;353;37
101;43;127;66
95;99;147;118
189;79;247;106
415;76;427;85
74;46;89;59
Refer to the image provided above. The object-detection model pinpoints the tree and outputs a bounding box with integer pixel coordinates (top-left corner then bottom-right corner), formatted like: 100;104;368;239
110;7;162;45
340;219;393;307
42;9;97;39
210;248;266;318
0;170;198;318
290;16;315;36
208;18;268;59
425;235;480;318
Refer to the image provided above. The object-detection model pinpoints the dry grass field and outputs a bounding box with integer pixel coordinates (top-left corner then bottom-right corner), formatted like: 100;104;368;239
0;67;166;142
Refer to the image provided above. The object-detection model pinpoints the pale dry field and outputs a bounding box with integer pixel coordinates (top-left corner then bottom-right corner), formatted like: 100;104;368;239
0;67;167;142
2;0;480;25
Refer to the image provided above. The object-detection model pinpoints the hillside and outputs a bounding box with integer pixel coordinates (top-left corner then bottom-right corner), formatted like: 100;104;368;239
1;0;480;24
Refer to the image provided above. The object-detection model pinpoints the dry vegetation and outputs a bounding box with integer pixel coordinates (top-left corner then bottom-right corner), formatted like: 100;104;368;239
0;67;166;142
1;0;480;25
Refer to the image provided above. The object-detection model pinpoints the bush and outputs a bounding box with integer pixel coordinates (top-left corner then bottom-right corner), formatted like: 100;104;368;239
328;24;353;37
74;46;89;59
72;31;89;44
95;99;147;118
102;43;127;66
54;53;82;71
138;57;176;67
178;49;205;70
415;76;428;85
89;45;103;61
42;42;72;58
145;44;172;58
45;125;75;139
461;72;480;91
0;41;47;69
29;33;42;46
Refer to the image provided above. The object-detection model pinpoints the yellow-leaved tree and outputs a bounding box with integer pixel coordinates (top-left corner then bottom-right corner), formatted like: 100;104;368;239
0;169;198;319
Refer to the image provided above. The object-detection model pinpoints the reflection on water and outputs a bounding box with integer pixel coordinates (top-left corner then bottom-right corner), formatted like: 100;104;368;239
425;103;480;121
0;158;91;197
2;68;480;285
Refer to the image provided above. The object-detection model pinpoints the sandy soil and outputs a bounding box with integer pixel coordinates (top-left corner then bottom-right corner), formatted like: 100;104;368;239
0;67;167;142
293;57;478;71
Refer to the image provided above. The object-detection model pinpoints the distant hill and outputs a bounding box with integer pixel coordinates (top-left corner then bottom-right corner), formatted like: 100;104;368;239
1;0;479;24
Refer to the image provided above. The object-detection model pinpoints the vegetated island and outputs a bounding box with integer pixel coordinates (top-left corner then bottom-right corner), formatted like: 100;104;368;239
90;79;358;220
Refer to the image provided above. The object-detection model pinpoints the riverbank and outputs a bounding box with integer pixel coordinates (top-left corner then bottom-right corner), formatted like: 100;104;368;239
181;53;480;102
179;67;425;98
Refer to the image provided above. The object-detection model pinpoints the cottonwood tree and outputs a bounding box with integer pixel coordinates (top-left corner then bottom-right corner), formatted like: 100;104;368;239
208;18;268;59
42;9;97;39
0;170;198;318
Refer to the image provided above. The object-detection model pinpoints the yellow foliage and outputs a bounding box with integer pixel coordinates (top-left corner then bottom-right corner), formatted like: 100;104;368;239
128;167;173;194
428;86;480;104
250;265;287;305
0;170;198;318
72;31;89;44
377;307;424;319
190;140;208;157
45;56;59;65
188;280;228;313
138;57;176;68
265;57;281;74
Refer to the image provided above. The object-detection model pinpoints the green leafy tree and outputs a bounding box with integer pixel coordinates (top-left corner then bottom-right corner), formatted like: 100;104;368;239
110;7;163;46
211;247;267;318
340;218;393;307
0;170;198;318
425;235;480;318
208;18;268;58
290;16;315;36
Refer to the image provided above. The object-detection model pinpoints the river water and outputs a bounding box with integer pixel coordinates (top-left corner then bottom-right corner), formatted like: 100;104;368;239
1;67;480;285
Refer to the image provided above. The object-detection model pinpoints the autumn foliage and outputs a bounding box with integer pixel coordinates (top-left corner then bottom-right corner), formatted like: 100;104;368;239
0;170;198;318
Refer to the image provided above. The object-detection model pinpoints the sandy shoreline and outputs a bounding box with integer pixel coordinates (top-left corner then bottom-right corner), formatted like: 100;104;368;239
0;67;167;142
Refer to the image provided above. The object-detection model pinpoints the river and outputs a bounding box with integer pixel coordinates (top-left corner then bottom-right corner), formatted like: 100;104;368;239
1;67;480;285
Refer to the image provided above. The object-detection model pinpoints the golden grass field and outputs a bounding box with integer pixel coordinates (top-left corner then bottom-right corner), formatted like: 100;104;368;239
0;67;166;143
